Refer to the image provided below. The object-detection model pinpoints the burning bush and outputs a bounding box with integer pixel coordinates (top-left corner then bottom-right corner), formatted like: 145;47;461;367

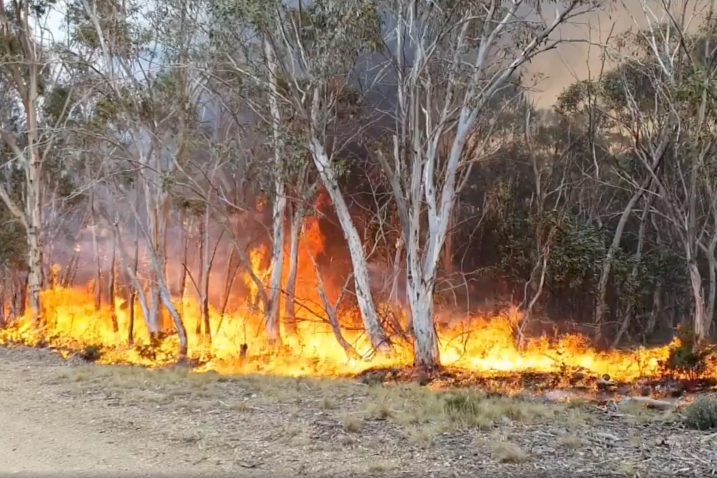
660;325;714;379
79;344;103;362
684;397;717;430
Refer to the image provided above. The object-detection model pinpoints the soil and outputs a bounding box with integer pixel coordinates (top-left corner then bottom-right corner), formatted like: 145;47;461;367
0;345;716;477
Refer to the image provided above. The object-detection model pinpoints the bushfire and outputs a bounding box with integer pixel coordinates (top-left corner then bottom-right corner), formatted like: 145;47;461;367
0;217;713;386
0;283;708;384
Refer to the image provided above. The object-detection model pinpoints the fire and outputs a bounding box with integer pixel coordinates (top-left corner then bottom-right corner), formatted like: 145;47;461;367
0;282;695;383
0;213;711;385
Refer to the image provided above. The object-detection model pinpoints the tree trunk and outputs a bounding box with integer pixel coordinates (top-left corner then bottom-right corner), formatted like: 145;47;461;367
196;216;205;337
283;204;304;336
263;36;286;349
595;187;644;345
109;230;118;333
217;247;239;334
312;257;359;360
26;224;43;323
266;184;286;347
704;239;717;327
443;208;454;275
128;234;139;347
689;260;710;342
90;202;102;311
408;278;439;371
0;281;6;327
309;139;390;351
644;282;661;342
179;214;189;322
199;207;212;346
611;200;650;348
158;278;188;361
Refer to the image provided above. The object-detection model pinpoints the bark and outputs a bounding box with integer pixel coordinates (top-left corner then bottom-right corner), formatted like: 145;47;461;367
128;234;139;347
179;214;189;320
706;249;717;328
611;200;650;348
689;260;710;342
90;200;102;311
309;139;390;351
312;256;359;360
442;208;454;275
594;186;644;345
644;282;661;342
196;216;205;337
109;230;118;333
283;204;304;336
0;281;5;327
24;15;44;325
198;207;213;346
136;216;188;360
407;279;438;371
266;187;286;347
264;36;286;348
217;247;239;334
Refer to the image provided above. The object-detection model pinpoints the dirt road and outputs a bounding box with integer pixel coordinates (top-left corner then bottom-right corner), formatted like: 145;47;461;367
0;355;216;477
0;346;715;477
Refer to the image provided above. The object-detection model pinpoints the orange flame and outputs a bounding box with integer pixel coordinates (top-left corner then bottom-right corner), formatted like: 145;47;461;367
0;210;710;384
0;281;695;383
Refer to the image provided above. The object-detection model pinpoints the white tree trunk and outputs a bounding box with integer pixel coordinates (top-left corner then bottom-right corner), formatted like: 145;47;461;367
266;181;286;347
407;278;438;370
309;139;390;351
283;205;304;335
198;209;212;345
689;261;710;342
264;36;286;347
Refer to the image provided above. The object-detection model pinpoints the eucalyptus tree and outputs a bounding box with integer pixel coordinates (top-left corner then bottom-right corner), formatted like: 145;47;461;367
564;1;717;342
375;0;600;370
65;0;213;358
214;0;392;351
0;0;89;322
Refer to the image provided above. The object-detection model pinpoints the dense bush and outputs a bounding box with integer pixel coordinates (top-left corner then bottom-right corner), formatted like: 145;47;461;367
684;397;717;430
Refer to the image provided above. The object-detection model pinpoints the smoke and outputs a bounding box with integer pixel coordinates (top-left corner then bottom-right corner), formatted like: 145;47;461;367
526;0;705;109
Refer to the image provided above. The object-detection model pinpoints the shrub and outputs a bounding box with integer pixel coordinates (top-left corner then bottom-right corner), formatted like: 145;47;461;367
79;344;102;362
684;397;717;430
661;325;712;379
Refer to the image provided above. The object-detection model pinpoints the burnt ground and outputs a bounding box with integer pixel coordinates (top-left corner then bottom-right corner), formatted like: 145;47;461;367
0;346;715;477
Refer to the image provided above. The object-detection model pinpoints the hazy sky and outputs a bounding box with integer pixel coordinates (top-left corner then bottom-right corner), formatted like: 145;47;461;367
527;0;708;108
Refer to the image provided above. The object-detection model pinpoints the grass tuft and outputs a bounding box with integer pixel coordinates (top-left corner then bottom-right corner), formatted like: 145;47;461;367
493;441;530;463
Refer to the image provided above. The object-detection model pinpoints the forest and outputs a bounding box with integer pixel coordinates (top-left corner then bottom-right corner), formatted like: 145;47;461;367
6;1;717;476
1;0;717;380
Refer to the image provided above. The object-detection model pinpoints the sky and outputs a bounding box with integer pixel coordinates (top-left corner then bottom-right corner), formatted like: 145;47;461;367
33;0;711;110
527;0;708;108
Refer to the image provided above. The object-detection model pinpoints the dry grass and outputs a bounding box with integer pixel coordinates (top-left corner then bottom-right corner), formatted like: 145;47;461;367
442;392;559;429
558;433;585;449
367;461;398;475
341;415;363;433
492;441;530;463
56;362;576;447
618;400;677;426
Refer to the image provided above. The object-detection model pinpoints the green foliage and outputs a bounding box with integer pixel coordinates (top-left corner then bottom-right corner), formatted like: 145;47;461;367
548;217;604;288
660;325;712;379
684;397;717;430
43;85;74;124
0;216;26;269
